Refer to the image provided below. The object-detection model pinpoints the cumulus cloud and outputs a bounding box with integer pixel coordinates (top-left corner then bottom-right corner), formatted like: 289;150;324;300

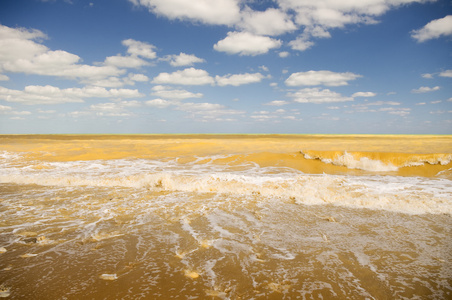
122;39;157;59
238;7;296;36
129;0;240;25
152;67;215;85
103;39;157;70
288;35;315;51
162;52;205;67
145;98;173;108
130;0;436;54
214;31;282;56
288;87;354;103
215;72;265;86
0;85;144;105
104;54;149;68
151;85;203;99
0;25;124;82
285;70;362;86
128;73;149;82
411;86;440;93
352;92;376;97
411;15;452;42
439;70;452;78
279;51;290;58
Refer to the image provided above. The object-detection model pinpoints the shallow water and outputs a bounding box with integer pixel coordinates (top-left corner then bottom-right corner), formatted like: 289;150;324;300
0;135;451;299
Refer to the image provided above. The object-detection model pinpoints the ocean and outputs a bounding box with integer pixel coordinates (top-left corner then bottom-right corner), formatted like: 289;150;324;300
0;134;451;299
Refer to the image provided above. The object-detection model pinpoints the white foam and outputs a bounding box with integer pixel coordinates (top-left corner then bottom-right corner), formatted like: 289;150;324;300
303;151;452;171
1;156;451;215
304;151;398;172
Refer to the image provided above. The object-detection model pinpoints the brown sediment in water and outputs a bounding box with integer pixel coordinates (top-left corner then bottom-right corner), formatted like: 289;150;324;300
0;134;451;299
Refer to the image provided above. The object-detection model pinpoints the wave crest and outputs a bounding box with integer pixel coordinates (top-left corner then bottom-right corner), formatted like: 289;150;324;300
301;150;452;172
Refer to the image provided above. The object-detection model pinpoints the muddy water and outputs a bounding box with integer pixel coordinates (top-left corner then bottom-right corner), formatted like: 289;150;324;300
0;135;451;299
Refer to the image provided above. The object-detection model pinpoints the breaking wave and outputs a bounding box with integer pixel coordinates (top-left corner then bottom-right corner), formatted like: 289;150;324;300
301;150;452;172
1;157;451;215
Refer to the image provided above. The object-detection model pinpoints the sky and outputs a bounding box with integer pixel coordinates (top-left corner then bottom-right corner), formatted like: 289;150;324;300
0;0;451;134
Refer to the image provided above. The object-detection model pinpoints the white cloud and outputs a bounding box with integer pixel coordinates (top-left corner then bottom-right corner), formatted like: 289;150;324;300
265;100;289;106
288;87;353;103
285;70;362;86
145;98;173;108
0;107;31;116
411;15;452;42
163;52;205;67
279;51;290;58
103;39;157;69
88;101;140;117
104;54;149;68
422;73;434;79
0;25;48;62
278;0;427;28
310;26;332;38
215;72;264;86
214;31;282;56
177;102;225;112
277;0;431;50
384;108;411;116
128;73;149;82
86;77;126;88
176;101;245;121
0;85;144;105
152;67;215;85
352;91;376;97
70;100;142;118
366;101;400;106
0;25;124;81
239;7;296;36
122;39;157;59
288;26;332;51
129;0;240;25
439;70;452;78
411;86;440;93
0;104;12;112
288;35;314;51
151;85;203;99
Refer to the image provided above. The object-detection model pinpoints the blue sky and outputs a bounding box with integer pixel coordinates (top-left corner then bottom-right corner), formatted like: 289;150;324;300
0;0;451;134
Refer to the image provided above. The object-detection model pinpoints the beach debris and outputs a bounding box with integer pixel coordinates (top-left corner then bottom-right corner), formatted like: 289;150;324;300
0;247;6;254
184;269;199;279
99;273;118;281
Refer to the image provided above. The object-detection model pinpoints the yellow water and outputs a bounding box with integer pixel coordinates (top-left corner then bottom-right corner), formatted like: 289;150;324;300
1;134;451;177
0;135;451;299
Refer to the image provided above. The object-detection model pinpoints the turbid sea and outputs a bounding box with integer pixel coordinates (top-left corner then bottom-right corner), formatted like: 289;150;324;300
0;134;451;299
